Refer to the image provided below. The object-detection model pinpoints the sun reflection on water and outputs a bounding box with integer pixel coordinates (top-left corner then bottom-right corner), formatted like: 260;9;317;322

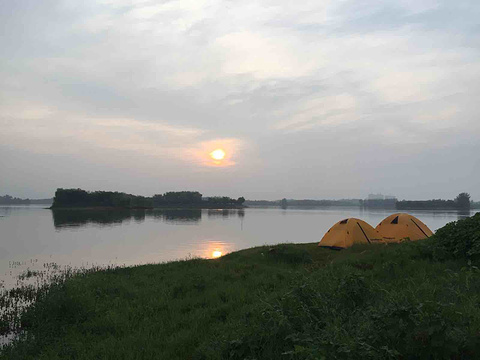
203;240;234;259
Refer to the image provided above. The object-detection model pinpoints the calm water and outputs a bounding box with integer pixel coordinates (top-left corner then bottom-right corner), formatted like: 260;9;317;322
0;205;477;286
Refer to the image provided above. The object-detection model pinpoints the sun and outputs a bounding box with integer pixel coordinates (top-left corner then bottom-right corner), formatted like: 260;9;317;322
210;149;226;161
212;250;222;258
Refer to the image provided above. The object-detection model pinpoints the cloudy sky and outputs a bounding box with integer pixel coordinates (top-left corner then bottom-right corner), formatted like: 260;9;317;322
1;0;479;200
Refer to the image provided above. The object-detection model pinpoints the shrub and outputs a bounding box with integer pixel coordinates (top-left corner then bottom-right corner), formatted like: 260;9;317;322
429;213;480;260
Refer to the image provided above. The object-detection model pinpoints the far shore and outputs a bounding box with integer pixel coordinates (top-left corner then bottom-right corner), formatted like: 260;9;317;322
49;204;246;210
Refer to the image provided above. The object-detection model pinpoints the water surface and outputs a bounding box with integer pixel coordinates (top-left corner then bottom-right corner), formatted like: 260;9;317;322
0;205;476;287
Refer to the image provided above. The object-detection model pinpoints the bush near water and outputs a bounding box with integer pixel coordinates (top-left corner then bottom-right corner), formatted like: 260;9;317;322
2;214;480;359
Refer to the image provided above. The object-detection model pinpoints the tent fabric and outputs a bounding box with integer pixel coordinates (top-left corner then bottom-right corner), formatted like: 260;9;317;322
318;218;383;249
375;213;433;243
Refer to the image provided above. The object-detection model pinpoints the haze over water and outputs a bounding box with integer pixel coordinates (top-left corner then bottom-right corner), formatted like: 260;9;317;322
1;205;476;287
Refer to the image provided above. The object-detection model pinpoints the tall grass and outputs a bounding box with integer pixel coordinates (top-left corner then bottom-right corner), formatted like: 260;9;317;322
1;263;116;348
214;242;480;359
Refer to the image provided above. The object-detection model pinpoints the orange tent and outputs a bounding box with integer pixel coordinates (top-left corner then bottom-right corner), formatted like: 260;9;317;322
375;213;433;243
318;218;383;249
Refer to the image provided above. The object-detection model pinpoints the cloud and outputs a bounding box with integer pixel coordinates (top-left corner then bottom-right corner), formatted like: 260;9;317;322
1;0;480;198
216;31;319;80
0;108;206;161
273;94;359;131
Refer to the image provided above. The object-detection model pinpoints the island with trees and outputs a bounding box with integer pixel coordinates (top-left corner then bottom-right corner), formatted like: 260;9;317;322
50;188;245;209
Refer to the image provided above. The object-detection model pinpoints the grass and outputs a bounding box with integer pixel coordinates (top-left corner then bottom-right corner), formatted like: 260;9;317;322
2;214;480;359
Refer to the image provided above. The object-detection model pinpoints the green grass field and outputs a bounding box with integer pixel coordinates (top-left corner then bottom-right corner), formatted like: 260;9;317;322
2;213;480;359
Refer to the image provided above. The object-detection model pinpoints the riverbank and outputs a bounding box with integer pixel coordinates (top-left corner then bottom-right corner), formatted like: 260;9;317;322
2;214;480;359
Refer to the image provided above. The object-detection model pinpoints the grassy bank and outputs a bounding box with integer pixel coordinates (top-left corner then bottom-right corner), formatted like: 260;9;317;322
2;214;480;359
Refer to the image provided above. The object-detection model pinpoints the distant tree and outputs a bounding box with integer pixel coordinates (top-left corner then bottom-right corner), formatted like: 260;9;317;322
152;194;165;206
396;199;456;210
0;195;30;205
237;197;245;205
163;191;202;205
206;196;238;205
280;198;288;208
455;192;471;209
52;188;89;207
52;188;153;208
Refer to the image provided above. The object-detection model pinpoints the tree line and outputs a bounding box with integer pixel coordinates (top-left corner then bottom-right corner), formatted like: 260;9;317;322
0;195;30;205
51;188;245;208
245;199;362;207
0;195;53;205
245;193;477;210
396;193;472;210
153;192;245;207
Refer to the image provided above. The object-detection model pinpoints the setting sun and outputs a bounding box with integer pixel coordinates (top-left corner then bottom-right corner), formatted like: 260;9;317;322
210;149;226;161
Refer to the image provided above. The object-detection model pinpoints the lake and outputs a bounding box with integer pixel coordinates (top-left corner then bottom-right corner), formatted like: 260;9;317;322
0;205;477;287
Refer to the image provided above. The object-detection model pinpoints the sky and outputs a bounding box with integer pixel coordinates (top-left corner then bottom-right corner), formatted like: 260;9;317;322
1;0;479;200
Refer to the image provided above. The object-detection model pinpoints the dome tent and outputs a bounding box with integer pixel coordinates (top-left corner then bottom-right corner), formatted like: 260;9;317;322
375;213;433;243
318;218;382;249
